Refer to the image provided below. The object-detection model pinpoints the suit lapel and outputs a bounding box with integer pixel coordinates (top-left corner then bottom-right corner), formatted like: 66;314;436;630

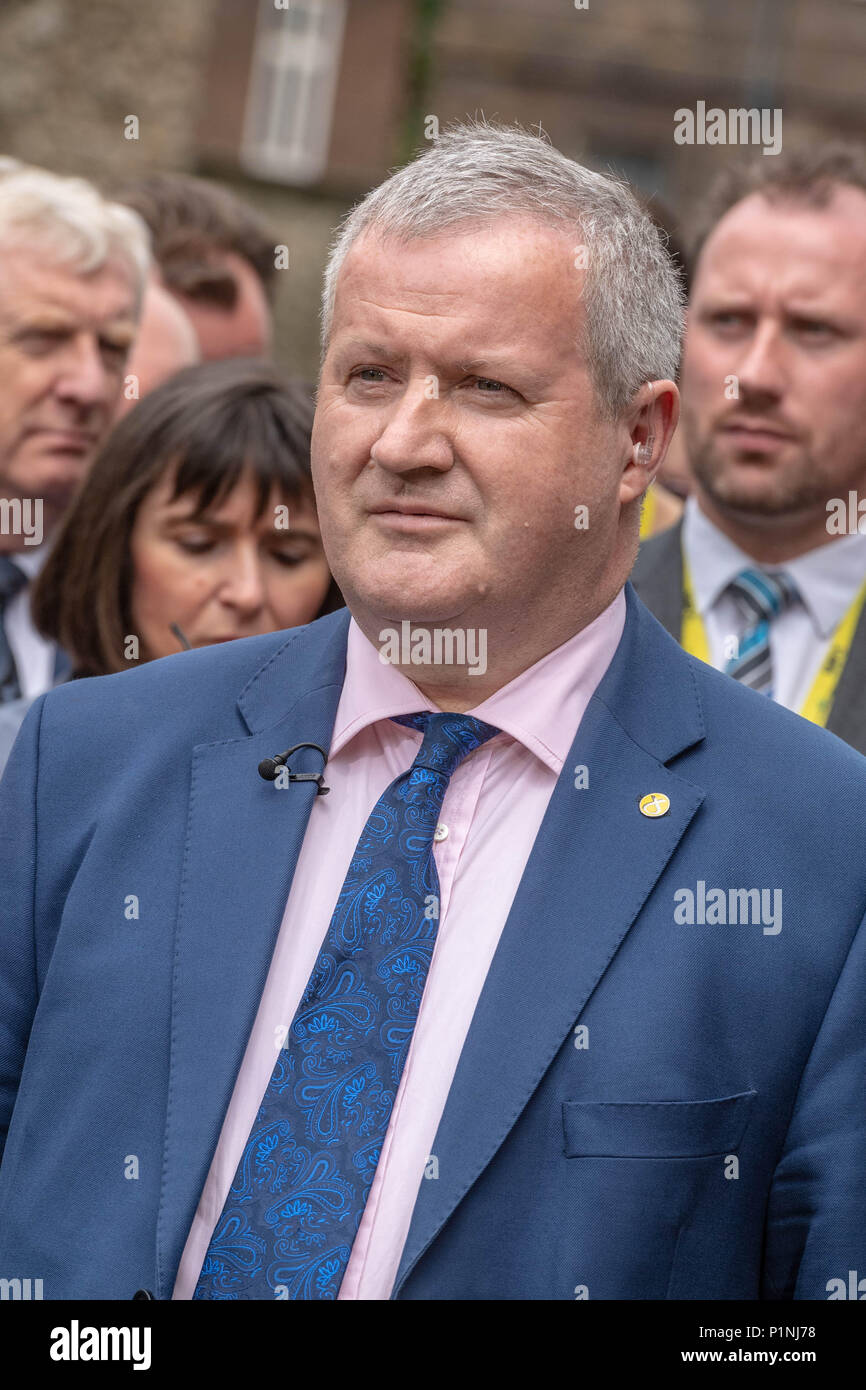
630;517;684;639
393;588;706;1293
156;612;350;1295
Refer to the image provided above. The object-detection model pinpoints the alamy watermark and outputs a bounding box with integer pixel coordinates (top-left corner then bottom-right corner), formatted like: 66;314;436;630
674;881;782;935
379;621;487;676
826;493;866;535
674;102;782;157
826;1271;866;1299
0;497;43;546
50;1321;151;1370
0;1275;43;1299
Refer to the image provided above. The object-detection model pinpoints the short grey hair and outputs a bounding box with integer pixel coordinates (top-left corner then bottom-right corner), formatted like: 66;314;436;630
0;164;151;307
320;120;684;419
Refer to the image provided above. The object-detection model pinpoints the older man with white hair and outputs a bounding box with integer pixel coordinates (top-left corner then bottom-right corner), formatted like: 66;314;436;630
0;163;149;704
0;122;864;1303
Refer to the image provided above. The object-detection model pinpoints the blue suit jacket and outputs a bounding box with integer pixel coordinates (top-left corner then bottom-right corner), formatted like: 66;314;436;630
1;586;865;1300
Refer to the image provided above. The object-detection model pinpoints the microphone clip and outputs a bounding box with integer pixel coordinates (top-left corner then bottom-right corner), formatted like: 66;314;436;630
258;742;330;795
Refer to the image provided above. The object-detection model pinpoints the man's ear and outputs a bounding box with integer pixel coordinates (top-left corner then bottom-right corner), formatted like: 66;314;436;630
619;380;680;505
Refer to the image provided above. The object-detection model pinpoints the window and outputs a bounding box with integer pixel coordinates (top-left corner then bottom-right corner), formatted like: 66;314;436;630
240;0;347;184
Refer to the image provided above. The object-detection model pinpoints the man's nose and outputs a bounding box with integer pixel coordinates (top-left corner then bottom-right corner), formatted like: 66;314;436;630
735;319;787;401
54;336;117;410
369;381;454;474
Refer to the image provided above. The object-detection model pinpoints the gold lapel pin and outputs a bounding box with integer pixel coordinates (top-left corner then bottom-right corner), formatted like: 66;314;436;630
639;792;670;818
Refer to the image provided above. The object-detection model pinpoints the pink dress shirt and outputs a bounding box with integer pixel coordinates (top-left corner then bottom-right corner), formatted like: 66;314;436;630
173;589;626;1299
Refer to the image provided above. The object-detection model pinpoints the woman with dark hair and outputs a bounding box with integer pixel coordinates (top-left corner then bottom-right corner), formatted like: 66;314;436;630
30;358;342;682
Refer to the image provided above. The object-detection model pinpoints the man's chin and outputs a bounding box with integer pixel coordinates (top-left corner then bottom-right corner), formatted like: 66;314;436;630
25;457;90;501
694;458;821;520
375;604;470;627
338;560;476;623
351;584;474;628
704;480;824;521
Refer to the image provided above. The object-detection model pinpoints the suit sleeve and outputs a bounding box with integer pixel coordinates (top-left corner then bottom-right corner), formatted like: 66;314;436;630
762;903;866;1299
0;696;45;1163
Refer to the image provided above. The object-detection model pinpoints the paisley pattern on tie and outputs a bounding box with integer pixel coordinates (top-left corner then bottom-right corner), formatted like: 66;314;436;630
724;566;799;697
193;710;499;1299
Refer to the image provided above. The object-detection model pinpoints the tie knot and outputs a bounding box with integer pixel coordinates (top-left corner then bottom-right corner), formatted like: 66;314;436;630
0;556;27;606
727;567;798;625
391;710;500;779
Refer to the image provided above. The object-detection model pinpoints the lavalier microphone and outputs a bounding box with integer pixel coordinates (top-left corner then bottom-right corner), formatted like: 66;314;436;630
258;741;330;795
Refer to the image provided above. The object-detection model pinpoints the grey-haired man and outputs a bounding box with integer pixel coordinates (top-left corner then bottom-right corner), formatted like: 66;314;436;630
1;123;865;1302
0;165;149;704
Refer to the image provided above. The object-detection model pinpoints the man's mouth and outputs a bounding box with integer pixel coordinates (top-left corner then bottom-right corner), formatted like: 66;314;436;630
718;421;797;450
369;502;466;528
29;428;98;453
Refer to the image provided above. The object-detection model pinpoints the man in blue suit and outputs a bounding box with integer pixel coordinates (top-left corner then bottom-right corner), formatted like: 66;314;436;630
1;122;865;1301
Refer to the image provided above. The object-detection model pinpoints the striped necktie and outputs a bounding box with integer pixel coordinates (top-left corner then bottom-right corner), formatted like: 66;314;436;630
0;556;27;704
724;567;799;697
193;709;500;1300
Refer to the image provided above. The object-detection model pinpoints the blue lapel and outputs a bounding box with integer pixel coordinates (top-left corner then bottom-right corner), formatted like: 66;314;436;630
392;586;707;1294
155;610;351;1296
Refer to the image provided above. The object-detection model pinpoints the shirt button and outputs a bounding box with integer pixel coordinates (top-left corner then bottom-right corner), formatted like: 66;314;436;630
433;823;448;842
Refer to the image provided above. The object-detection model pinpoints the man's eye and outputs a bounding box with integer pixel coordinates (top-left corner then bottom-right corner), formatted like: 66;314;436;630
472;377;517;396
792;321;834;340
351;367;388;383
709;313;749;331
19;330;64;353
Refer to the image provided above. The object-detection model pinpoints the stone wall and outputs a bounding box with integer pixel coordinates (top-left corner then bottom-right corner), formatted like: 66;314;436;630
0;0;211;179
425;0;866;210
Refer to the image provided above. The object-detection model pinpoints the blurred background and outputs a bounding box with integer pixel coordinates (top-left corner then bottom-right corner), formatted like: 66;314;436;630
0;0;863;377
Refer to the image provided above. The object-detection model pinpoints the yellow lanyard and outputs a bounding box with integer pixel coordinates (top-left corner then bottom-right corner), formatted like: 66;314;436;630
681;556;866;728
639;485;657;541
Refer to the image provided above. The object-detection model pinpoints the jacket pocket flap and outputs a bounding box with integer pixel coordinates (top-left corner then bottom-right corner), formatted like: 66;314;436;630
562;1090;756;1157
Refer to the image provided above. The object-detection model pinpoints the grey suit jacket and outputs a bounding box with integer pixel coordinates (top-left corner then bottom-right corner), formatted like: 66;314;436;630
630;519;866;757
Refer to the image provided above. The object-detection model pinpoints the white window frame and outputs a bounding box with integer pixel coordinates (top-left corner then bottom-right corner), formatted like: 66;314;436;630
240;0;347;184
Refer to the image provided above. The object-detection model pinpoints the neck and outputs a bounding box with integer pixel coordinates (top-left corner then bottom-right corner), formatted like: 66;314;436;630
694;489;840;565
357;582;623;713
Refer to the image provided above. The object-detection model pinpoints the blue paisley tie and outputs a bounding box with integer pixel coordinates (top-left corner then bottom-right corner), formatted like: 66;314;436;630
193;710;500;1300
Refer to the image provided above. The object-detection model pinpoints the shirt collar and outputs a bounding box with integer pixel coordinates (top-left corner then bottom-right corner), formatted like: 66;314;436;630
683;496;866;640
330;590;627;777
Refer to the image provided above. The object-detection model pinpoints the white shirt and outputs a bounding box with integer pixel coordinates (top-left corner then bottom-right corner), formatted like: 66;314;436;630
682;496;866;712
2;545;57;699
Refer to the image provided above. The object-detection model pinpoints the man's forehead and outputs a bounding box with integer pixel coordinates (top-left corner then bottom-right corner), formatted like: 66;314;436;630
341;218;574;284
332;219;582;348
0;246;138;318
696;188;866;294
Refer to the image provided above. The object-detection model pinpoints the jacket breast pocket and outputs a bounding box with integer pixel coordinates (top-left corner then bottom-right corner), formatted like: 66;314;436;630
562;1090;756;1158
